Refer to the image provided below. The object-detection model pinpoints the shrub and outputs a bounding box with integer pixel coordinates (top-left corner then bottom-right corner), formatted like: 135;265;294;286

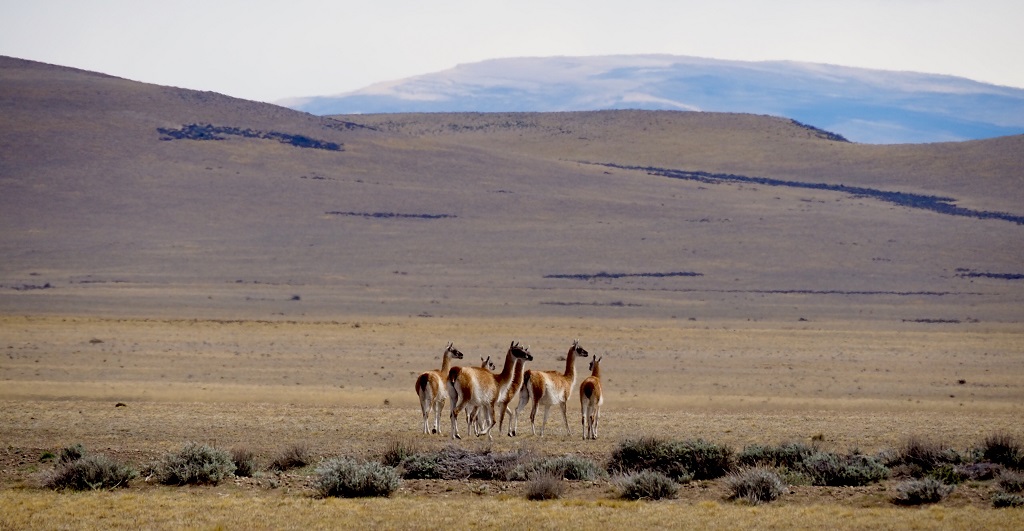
59;443;86;464
738;442;815;469
888;436;961;478
993;492;1024;508
891;478;954;505
981;433;1022;469
314;458;400;498
525;473;565;500
381;438;421;468
725;467;787;505
513;455;607;481
608;437;732;481
269;443;313;471
956;462;1003;481
398;446;530;481
927;464;967;484
231;447;258;478
801;451;888;486
998;470;1024;493
42;454;137;490
619;470;678;500
155;442;235;485
397;452;442;480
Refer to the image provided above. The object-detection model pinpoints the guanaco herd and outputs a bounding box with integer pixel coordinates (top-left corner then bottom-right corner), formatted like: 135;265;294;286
414;340;603;440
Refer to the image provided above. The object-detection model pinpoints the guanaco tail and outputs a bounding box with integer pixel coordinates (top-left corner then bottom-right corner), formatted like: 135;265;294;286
414;342;464;434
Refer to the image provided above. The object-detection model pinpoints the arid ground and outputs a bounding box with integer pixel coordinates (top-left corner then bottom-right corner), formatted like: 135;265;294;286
2;315;1023;529
2;56;1023;528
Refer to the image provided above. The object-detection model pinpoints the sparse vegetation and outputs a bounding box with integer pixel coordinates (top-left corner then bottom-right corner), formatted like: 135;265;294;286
269;443;312;471
608;437;733;481
887;436;962;478
993;492;1024;508
738;442;816;469
153;442;235;486
618;470;679;500
58;443;86;464
599;162;1024;225
980;433;1023;469
398;446;531;481
725;467;788;504
313;458;400;498
998;470;1024;493
231;447;258;478
512;454;607;481
157;123;343;151
41;451;137;491
381;438;421;468
525;473;565;500
801;451;889;486
892;478;954;505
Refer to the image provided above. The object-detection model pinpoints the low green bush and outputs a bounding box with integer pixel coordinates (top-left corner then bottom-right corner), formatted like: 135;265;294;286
154;442;235;485
619;470;678;500
314;458;400;498
42;454;137;490
513;455;607;481
725;467;787;505
398;446;530;481
998;470;1024;493
891;478;954;505
992;492;1024;508
887;436;961;478
738;442;815;469
608;437;732;481
801;451;888;486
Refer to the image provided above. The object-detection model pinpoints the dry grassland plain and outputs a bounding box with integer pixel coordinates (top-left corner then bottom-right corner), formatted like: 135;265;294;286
2;314;1022;529
2;58;1023;527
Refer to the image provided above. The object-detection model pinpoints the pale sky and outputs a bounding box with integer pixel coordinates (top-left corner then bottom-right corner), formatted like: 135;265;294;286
1;0;1021;104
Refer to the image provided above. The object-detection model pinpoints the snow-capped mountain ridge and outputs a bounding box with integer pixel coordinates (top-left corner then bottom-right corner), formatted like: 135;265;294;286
284;55;1024;144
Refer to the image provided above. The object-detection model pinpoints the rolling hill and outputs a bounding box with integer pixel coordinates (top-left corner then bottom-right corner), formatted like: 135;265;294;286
2;56;1022;325
283;55;1024;144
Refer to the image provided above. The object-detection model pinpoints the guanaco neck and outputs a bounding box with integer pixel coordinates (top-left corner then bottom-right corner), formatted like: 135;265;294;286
509;358;527;397
496;347;517;385
591;361;601;379
439;350;454;375
563;344;579;379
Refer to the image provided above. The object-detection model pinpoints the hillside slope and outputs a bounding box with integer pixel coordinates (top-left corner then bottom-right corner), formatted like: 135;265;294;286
2;57;1022;324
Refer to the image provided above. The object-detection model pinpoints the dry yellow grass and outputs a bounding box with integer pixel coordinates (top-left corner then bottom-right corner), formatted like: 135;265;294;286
2;490;1023;530
2;315;1023;528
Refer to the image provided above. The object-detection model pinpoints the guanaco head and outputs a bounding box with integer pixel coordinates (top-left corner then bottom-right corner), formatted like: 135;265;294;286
572;339;589;358
445;342;464;360
510;341;533;361
481;356;497;371
589;355;602;372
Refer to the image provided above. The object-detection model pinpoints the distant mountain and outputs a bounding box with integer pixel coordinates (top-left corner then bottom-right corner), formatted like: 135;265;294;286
283;55;1024;144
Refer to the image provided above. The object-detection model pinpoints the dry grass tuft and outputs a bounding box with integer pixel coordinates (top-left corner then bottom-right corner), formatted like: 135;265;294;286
269;443;313;472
